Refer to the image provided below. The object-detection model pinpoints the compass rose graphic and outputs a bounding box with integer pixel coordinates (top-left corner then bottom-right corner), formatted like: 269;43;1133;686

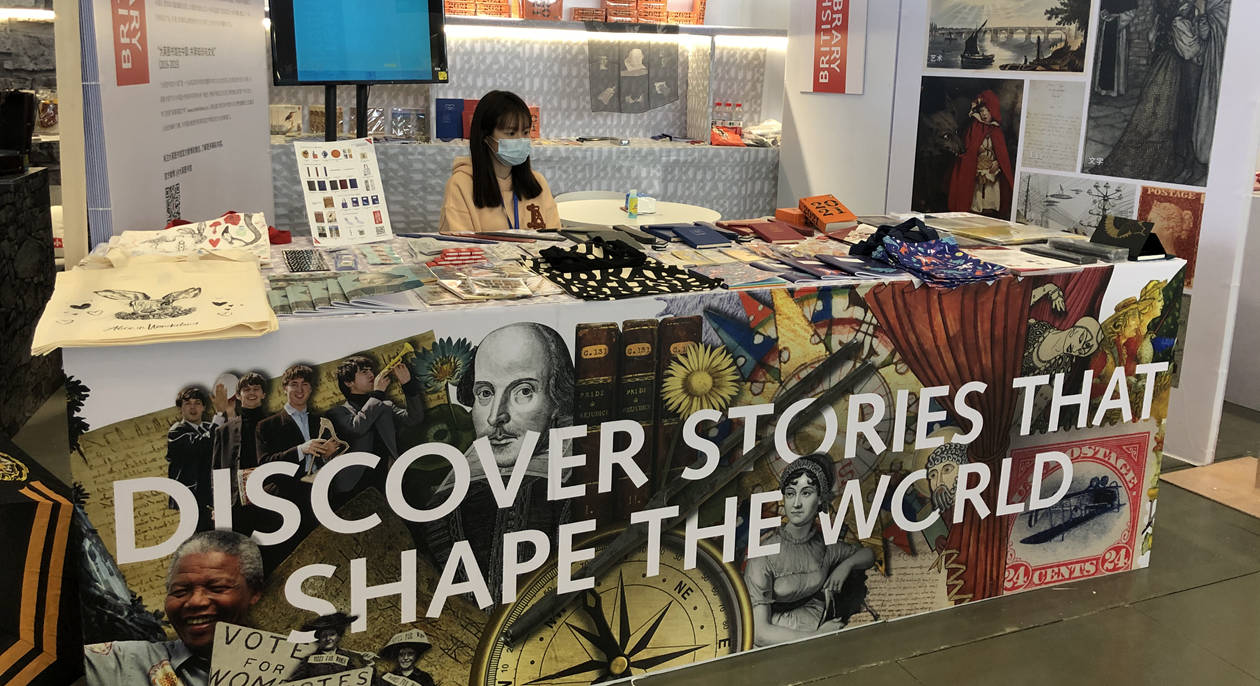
472;532;751;686
527;574;706;684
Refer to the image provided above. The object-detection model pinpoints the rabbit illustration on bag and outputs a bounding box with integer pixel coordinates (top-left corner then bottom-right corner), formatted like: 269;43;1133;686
95;287;201;320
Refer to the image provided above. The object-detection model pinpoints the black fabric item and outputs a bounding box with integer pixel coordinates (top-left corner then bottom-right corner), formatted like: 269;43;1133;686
528;239;724;301
850;218;940;259
0;433;85;686
539;237;647;271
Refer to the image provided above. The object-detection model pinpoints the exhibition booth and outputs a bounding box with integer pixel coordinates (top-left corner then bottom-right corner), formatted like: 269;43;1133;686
6;1;1259;685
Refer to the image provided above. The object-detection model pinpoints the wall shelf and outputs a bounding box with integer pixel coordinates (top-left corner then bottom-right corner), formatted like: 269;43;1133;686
442;15;787;38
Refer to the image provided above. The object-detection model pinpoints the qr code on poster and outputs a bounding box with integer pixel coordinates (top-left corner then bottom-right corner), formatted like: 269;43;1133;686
165;183;181;221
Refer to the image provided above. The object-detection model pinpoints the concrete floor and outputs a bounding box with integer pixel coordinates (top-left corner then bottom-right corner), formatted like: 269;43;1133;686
12;395;1260;685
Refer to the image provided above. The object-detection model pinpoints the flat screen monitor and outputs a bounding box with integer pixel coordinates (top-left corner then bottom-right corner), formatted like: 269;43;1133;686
270;0;448;85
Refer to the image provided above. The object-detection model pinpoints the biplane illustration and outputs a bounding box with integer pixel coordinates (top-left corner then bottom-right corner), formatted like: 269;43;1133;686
1020;476;1124;545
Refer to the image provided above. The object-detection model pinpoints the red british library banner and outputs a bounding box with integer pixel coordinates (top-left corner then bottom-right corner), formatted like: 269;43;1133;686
112;0;150;86
813;0;850;93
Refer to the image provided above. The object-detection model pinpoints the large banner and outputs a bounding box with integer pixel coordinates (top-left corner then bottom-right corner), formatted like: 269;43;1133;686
65;262;1185;685
84;0;273;243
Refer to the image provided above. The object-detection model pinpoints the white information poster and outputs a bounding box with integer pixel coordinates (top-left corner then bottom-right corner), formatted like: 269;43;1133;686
85;0;273;242
292;138;394;246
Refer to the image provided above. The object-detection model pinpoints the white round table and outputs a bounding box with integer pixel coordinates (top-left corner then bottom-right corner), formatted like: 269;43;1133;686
557;199;721;228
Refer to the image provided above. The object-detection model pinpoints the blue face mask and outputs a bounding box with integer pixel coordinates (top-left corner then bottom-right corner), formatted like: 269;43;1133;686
493;137;531;167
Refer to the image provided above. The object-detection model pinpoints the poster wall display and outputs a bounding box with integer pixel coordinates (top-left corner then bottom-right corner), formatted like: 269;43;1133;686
911;76;1024;217
1022;80;1086;172
1137;186;1204;287
1082;0;1231;186
794;0;868;95
65;262;1185;685
293;139;394;247
83;0;273;243
925;0;1089;72
1017;172;1138;236
886;0;1260;465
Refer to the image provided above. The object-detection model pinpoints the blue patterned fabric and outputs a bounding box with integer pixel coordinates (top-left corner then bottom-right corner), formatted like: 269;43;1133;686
882;236;1008;288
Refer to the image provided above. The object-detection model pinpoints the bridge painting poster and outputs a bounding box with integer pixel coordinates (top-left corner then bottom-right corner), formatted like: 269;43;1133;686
926;0;1089;72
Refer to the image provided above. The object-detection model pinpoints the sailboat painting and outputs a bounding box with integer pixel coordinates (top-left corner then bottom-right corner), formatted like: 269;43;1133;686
961;21;996;69
926;0;1089;73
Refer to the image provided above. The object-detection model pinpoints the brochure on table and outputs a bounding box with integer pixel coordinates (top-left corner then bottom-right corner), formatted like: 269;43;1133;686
293;138;394;246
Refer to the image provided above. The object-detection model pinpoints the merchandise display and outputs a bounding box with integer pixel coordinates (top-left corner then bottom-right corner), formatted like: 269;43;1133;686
923;213;1068;245
962;245;1080;274
44;1;1260;683
32;260;277;353
293;138;394;246
113;212;273;265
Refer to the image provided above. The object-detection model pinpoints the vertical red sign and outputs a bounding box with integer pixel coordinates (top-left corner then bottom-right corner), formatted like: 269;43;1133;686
813;0;850;93
112;0;150;86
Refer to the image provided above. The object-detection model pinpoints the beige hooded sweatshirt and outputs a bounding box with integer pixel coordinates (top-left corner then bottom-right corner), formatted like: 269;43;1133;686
438;157;561;232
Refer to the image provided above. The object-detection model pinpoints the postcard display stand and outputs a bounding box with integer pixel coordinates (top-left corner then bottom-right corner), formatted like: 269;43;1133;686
63;257;1186;685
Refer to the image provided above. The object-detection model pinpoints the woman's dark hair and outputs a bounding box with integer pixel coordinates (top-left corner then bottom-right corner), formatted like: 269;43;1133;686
468;90;542;209
779;453;836;498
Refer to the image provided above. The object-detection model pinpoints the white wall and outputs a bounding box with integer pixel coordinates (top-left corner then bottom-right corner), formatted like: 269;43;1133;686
704;1;790;29
1226;194;1260;411
777;0;902;212
1163;1;1260;463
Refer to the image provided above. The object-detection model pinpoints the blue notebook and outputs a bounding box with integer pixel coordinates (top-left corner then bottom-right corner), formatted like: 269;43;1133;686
674;223;731;249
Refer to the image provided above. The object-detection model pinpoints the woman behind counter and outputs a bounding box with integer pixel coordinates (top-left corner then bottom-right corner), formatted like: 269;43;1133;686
743;452;876;647
439;90;561;232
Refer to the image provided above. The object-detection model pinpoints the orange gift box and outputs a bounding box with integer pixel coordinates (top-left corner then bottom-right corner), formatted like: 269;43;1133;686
775;208;807;226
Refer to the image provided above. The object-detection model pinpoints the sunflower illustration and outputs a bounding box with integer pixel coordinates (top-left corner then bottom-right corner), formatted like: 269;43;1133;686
661;343;740;417
412;337;473;392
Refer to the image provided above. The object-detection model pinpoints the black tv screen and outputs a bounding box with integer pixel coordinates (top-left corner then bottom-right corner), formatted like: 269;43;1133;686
270;0;448;85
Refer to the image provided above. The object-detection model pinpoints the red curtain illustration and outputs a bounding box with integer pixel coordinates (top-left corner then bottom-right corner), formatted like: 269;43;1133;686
864;277;1033;601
